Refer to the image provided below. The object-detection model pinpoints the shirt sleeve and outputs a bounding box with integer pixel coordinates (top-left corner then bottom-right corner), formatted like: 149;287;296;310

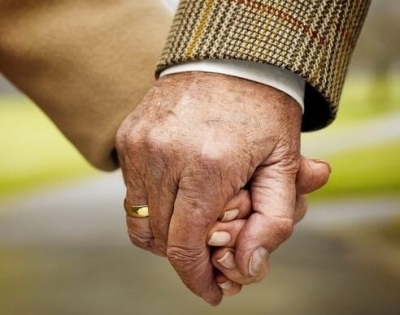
157;0;371;131
160;59;305;112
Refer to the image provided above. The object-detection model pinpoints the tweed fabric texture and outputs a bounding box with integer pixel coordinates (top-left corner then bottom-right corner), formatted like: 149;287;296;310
157;0;371;131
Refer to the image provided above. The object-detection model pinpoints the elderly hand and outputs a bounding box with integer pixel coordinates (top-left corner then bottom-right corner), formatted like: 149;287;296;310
116;72;311;305
208;156;331;296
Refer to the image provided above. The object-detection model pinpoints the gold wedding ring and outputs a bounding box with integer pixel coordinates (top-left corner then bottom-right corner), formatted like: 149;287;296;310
124;200;149;218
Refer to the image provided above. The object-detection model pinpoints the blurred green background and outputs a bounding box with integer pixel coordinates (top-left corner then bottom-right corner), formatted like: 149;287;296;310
0;1;399;315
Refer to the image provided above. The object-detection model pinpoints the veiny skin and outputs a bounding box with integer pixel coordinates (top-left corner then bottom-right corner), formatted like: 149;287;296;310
116;72;329;305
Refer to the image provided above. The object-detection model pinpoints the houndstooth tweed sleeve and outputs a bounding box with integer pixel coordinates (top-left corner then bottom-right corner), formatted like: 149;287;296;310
157;0;371;131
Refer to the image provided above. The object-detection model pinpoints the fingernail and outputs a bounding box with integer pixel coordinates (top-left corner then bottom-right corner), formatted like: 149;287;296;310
310;158;332;174
221;209;240;222
208;231;231;246
249;247;269;276
218;280;233;291
217;251;236;270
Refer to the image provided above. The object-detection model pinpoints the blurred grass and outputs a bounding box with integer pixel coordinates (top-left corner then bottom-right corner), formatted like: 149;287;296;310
309;74;400;199
335;75;400;125
0;97;96;200
310;140;400;200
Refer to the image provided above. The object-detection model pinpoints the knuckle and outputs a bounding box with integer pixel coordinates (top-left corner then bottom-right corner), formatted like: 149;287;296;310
116;119;138;147
200;150;230;169
167;246;204;266
127;227;154;251
271;216;294;242
144;128;177;171
271;147;300;173
116;127;145;156
146;127;172;152
115;128;128;152
167;246;206;274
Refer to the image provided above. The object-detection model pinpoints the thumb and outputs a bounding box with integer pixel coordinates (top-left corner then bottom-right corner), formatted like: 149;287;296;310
235;161;297;277
296;156;331;195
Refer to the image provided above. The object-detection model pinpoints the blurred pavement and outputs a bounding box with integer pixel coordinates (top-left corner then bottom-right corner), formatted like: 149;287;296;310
302;111;400;155
1;173;399;315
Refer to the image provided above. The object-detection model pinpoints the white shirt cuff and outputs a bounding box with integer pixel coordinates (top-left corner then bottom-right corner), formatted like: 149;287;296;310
159;59;305;112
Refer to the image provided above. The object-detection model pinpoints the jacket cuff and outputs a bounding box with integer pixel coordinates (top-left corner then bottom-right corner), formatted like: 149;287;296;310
157;0;371;131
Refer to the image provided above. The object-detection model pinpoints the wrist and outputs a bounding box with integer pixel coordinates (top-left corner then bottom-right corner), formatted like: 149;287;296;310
157;72;302;129
160;60;305;112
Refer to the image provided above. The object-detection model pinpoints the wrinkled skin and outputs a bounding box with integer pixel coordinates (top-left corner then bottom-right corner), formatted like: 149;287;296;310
116;72;329;305
207;156;331;296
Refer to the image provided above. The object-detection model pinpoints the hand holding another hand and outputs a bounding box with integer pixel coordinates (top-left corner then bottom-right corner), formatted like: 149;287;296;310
116;72;330;304
207;156;330;296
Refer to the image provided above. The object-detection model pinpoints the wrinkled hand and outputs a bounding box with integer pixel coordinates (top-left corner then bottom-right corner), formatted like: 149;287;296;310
116;72;307;305
207;156;331;296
